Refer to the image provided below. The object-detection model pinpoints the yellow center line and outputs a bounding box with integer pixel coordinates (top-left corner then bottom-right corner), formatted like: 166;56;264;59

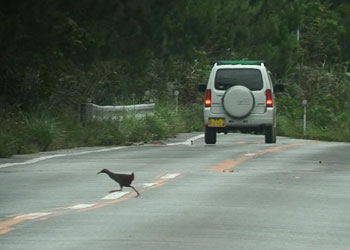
208;143;305;172
0;173;181;235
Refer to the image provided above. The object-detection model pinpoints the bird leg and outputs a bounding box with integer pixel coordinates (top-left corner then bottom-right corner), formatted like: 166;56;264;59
129;185;140;197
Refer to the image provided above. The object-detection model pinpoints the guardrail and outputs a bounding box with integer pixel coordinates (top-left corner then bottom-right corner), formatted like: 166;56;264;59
80;102;155;124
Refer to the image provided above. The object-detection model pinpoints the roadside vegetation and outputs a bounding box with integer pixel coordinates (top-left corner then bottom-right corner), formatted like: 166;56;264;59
277;64;350;142
0;103;203;157
1;0;349;157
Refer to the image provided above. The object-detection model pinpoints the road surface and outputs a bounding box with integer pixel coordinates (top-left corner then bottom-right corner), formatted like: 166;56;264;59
1;133;350;250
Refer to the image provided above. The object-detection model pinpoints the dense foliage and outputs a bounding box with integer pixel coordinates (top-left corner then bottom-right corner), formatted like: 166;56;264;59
0;0;349;156
1;0;349;107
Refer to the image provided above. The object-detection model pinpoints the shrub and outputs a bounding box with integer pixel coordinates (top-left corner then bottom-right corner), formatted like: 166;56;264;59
119;115;147;143
80;119;124;146
23;113;65;151
0;133;19;157
144;114;169;141
179;103;203;132
155;103;185;136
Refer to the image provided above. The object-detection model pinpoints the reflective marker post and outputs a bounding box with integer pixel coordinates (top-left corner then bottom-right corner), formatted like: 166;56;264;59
174;90;179;114
302;99;308;135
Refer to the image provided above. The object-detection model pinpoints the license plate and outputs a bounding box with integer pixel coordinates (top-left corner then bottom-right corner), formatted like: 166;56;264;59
208;118;225;127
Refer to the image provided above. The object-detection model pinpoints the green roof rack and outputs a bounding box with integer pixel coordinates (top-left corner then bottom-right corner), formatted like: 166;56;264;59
216;60;264;66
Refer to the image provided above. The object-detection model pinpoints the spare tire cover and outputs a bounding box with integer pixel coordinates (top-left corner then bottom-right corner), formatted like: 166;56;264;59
222;85;255;119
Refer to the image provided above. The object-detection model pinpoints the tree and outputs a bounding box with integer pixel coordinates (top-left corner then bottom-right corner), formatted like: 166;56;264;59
300;0;346;64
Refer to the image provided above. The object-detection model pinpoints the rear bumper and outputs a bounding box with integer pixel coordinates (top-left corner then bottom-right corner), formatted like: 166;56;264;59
204;108;275;129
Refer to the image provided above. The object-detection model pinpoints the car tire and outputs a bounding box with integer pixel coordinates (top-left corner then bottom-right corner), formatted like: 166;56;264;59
205;126;217;144
265;126;276;144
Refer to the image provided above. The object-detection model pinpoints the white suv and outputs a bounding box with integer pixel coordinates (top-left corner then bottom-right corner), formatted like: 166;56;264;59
201;60;277;144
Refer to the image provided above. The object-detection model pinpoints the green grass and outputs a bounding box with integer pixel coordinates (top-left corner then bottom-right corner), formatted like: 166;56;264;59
1;101;349;158
0;103;204;158
277;115;350;142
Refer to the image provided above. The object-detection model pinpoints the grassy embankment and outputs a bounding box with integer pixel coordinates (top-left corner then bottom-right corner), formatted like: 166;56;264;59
1;99;350;159
0;103;203;158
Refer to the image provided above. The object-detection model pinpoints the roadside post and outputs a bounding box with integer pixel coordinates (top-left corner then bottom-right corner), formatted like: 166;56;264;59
174;90;179;114
302;99;308;135
80;98;93;125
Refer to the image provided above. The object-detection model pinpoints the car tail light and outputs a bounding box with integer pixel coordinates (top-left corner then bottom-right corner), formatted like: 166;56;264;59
205;89;212;107
266;89;273;107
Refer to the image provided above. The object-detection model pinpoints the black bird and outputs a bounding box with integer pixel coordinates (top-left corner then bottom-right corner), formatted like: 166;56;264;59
98;169;140;197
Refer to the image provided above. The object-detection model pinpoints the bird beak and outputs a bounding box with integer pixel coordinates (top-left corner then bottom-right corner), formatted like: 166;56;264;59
97;170;102;174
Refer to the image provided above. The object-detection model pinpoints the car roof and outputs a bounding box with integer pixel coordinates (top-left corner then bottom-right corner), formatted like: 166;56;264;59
216;60;265;66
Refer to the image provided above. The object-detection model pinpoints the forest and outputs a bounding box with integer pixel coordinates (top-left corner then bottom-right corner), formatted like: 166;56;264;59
1;0;349;156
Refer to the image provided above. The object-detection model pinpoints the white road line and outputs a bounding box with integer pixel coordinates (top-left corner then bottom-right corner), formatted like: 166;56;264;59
0;134;204;169
0;146;126;169
142;183;157;187
101;191;129;200
166;134;204;146
161;173;181;179
245;153;256;156
68;204;96;210
15;212;53;220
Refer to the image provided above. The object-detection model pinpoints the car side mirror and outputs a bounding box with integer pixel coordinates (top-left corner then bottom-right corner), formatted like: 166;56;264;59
274;84;285;93
198;84;207;93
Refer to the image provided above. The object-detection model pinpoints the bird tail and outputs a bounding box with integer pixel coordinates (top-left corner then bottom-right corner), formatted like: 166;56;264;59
131;172;134;181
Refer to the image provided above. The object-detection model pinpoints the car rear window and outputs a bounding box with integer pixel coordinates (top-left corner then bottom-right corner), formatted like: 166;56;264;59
215;69;263;91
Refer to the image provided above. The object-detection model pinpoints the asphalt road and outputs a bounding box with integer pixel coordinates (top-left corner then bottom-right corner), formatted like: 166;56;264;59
1;133;350;250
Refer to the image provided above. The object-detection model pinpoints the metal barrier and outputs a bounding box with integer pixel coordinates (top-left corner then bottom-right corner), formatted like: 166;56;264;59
80;102;155;124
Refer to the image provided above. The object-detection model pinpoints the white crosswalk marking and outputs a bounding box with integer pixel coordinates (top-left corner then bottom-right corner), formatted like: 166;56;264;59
68;204;96;209
161;173;181;179
102;191;129;200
